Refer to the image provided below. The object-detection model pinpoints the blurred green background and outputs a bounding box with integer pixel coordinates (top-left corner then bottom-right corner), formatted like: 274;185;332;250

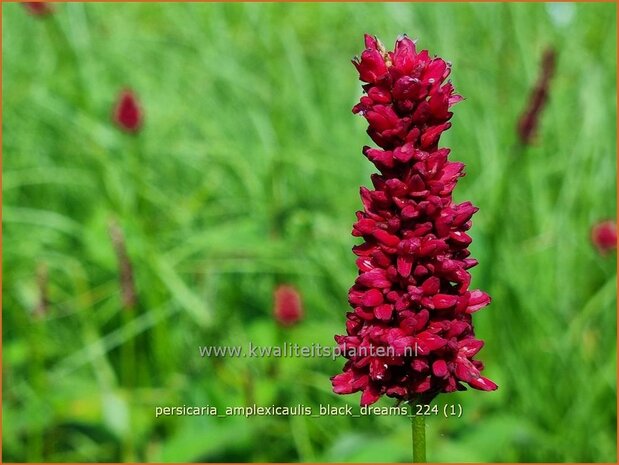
2;1;617;462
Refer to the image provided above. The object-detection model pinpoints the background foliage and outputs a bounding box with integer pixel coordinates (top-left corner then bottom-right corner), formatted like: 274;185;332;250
3;2;617;462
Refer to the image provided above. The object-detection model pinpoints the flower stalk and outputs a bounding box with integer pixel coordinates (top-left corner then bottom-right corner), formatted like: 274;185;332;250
108;218;137;311
34;262;49;318
412;413;426;463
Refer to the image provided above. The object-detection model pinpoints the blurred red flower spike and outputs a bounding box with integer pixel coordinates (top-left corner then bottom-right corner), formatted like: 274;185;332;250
591;220;617;255
23;2;53;16
517;48;557;145
273;285;304;327
113;89;143;133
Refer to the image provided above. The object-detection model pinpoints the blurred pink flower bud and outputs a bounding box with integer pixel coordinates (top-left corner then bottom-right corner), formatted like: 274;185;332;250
113;89;143;133
591;220;617;255
274;285;303;327
23;2;53;16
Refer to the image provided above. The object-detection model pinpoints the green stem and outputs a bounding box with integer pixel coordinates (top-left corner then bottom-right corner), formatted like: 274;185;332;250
121;308;135;388
412;413;426;463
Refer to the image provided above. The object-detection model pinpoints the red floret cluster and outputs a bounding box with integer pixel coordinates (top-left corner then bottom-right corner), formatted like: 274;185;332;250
331;35;497;406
